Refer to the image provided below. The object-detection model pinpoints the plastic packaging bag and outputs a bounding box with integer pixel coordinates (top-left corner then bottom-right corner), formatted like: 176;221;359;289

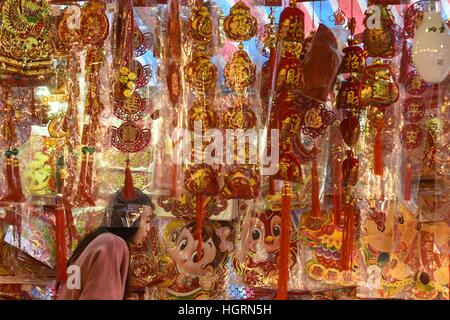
301;24;343;103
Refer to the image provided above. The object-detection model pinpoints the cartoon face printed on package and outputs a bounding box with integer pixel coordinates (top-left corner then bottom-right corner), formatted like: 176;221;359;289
233;209;298;289
151;218;234;300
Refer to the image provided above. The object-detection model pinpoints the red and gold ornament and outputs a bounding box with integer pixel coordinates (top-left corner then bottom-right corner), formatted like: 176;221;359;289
223;103;257;130
224;49;257;92
273;142;303;184
340;113;360;148
188;99;218;132
372;111;385;176
114;92;146;122
405;70;430;96
133;28;153;57
220;166;260;200
184;164;219;196
402;97;425;123
278;0;305;43
301;100;336;139
363;5;396;58
223;1;257;42
189;3;213;44
275;54;304;91
339;40;367;74
185;55;218;93
340;150;359;271
360;60;399;106
111;122;151;154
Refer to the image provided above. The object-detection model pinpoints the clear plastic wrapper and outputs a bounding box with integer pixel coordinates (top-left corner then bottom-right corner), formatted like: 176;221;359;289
300;24;343;104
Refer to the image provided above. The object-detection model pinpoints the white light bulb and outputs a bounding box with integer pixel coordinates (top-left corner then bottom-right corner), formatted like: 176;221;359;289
412;1;450;83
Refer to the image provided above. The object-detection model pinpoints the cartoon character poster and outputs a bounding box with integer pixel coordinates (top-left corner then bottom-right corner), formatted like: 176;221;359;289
147;218;234;300
232;204;300;290
359;203;449;300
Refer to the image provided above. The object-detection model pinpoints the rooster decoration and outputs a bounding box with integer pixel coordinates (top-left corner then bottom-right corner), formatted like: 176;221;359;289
234;209;297;288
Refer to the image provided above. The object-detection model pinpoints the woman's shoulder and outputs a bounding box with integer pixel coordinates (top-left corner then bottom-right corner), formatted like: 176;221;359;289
87;233;129;255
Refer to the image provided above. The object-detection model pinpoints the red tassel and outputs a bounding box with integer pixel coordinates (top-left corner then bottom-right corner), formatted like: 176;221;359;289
55;206;67;283
277;182;291;300
269;178;276;195
333;157;343;225
398;39;409;84
195;194;205;259
311;159;321;218
85;152;95;206
1;155;14;201
121;158;136;201
171;163;177;196
63;200;80;249
12;156;25;202
74;152;87;206
340;195;355;271
404;158;412;201
374;127;384;176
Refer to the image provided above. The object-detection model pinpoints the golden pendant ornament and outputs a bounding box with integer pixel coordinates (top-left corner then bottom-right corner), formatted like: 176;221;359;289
0;0;53;80
185;55;218;93
224;49;256;92
223;98;256;130
58;0;109;48
189;3;213;44
188;99;218;131
223;1;258;42
80;0;109;46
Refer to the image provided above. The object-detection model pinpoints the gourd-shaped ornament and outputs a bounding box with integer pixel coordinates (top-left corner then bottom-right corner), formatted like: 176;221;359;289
412;1;450;83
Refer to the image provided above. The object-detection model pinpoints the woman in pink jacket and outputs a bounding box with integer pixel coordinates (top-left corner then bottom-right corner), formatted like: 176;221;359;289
57;188;153;300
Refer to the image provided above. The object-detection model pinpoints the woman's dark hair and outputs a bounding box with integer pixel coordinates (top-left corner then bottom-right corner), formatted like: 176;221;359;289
65;188;152;299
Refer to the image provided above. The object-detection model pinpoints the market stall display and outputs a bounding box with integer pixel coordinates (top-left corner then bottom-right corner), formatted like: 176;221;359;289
0;0;448;301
